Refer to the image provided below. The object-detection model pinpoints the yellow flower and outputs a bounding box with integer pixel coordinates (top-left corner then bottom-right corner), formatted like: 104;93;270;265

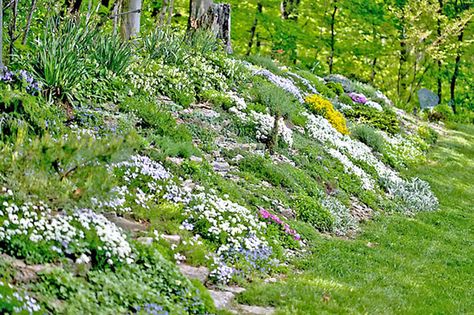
305;94;349;135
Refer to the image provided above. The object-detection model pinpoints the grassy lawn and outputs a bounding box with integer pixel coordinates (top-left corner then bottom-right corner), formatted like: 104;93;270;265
237;124;474;314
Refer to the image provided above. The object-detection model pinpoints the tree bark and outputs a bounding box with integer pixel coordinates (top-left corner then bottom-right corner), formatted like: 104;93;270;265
281;0;300;20
329;1;338;74
7;0;18;62
437;0;443;100
120;0;142;40
188;0;232;53
246;2;262;56
450;26;465;114
397;10;408;99
22;0;37;45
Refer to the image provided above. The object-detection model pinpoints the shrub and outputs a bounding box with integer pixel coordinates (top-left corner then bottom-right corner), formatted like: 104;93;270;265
305;94;349;134
293;194;333;231
351;124;385;153
326;82;344;96
417;126;438;145
295;71;336;99
199;89;233;110
338;94;354;106
345;103;400;134
381;177;438;213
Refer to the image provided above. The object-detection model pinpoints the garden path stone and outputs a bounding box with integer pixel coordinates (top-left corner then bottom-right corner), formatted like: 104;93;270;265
178;264;209;283
208;289;235;309
162;234;181;245
236;304;275;315
104;214;147;233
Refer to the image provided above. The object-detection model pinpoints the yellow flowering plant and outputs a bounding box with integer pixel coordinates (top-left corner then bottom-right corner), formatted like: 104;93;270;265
305;94;350;135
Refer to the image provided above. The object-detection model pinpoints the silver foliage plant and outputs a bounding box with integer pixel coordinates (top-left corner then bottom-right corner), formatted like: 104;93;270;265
383;177;439;213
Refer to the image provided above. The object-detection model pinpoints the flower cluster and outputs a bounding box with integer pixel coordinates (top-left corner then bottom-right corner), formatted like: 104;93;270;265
287;71;319;94
0;196;133;265
365;100;384;112
305;94;349;135
183;193;268;254
134;303;169;315
348;92;367;104
259;208;301;241
248;65;304;103
251;111;293;147
0;69;41;94
379;131;425;168
0;281;42;315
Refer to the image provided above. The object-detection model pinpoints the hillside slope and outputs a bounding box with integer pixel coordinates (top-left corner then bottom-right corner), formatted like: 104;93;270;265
0;31;457;314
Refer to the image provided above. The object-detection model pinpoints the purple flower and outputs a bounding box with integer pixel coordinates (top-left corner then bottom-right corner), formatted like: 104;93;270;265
348;92;367;104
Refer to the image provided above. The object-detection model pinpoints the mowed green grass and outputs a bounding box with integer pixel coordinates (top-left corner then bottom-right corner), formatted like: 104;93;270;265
237;124;474;314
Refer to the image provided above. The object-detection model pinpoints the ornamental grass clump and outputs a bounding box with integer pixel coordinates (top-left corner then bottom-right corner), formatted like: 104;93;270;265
305;94;349;135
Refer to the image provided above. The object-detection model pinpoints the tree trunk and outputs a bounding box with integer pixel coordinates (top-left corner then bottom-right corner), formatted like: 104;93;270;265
0;0;3;70
7;0;18;63
281;0;300;20
328;1;338;74
246;2;262;56
450;26;465;114
22;0;37;45
397;12;408;100
188;0;232;53
437;0;443;100
120;0;142;40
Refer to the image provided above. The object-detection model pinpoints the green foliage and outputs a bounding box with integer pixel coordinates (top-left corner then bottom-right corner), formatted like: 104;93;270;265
142;27;187;64
338;93;354;106
345;103;400;134
251;79;306;126
351;124;385;153
297;71;336;99
417;126;438;145
292;194;333;231
246;55;283;75
0;131;136;209
326;82;344;96
90;35;133;74
34;247;212;314
200;89;233;110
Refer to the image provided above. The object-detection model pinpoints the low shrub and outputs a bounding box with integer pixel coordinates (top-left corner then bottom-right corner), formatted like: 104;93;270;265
351;124;385;153
305;94;349;135
345;103;400;134
326;82;344;96
199;89;233;110
338;93;354;106
292;194;334;231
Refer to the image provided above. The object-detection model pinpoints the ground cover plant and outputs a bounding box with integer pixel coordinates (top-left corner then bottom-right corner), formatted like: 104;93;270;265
0;1;472;314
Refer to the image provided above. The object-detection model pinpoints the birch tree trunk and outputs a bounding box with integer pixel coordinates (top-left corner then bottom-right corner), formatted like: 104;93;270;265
188;0;232;53
121;0;142;40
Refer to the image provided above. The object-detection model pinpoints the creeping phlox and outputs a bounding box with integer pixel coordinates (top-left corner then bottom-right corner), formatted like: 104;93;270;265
246;64;304;103
0;189;133;265
365;100;384;112
0;281;41;315
378;131;425;168
287;71;319;94
348;92;368;104
304;113;438;212
251;111;294;147
259;208;301;241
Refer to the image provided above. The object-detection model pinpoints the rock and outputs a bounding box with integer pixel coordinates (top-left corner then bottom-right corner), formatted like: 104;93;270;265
277;205;295;220
190;156;203;163
167;157;184;165
137;237;154;246
237;304;275;315
1;255;55;283
178;264;209;283
223;286;246;294
104;214;147;233
162;234;181;245
418;88;439;109
209;289;235;309
213;161;230;172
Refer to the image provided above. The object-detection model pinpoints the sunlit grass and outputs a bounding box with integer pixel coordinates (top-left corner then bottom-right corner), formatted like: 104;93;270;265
237;124;474;314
